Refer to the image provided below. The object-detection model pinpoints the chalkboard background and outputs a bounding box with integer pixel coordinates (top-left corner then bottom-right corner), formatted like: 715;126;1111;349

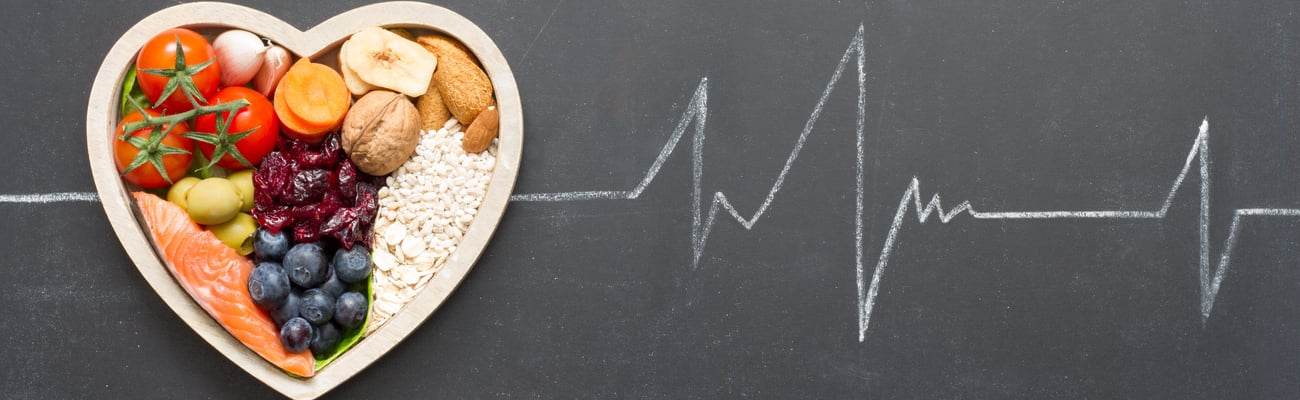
5;0;1300;398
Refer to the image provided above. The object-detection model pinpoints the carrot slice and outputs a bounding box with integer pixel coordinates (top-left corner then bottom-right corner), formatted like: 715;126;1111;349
274;77;328;142
283;59;350;132
133;192;315;377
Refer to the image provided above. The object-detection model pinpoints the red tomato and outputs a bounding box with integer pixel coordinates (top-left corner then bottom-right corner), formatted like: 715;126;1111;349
193;86;281;170
136;28;220;113
114;109;194;189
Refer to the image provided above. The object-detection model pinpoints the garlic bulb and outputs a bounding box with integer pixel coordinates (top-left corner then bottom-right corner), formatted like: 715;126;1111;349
212;29;268;87
254;45;292;98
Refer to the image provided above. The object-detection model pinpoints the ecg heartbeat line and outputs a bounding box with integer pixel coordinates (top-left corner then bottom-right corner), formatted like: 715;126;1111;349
512;25;868;269
871;121;1300;339
508;23;1300;342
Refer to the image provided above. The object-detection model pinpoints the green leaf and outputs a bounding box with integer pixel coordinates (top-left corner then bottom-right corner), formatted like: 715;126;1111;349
179;59;215;106
119;149;152;176
147;154;174;185
119;68;138;116
123;134;149;148
187;148;213;179
153;70;184;108
124;93;150;119
138;67;179;77
156;143;192;156
119;71;150;118
314;273;374;370
117;120;189;181
185;104;259;171
143;35;219;108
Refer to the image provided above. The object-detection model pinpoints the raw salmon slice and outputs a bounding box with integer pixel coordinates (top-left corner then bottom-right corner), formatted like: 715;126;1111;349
133;191;315;377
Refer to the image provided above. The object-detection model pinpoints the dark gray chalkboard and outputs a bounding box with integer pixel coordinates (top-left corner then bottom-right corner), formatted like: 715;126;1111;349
5;0;1300;398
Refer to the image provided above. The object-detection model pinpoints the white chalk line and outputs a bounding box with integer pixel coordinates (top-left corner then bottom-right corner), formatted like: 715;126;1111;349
862;119;1300;340
513;25;870;275
504;22;1300;342
0;192;99;203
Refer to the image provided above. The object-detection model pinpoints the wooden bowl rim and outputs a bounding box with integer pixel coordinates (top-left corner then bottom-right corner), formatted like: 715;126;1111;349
84;2;522;398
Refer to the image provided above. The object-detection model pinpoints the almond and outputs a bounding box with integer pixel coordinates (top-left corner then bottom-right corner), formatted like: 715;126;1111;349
461;107;499;153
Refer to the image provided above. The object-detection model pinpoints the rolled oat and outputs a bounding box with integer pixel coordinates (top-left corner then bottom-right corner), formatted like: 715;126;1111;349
366;118;496;335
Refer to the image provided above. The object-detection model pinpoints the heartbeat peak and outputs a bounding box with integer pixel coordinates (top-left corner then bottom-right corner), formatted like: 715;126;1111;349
508;24;1300;342
863;118;1300;341
513;25;867;269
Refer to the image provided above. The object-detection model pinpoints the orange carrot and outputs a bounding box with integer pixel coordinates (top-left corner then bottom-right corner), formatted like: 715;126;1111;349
273;77;327;143
282;59;350;133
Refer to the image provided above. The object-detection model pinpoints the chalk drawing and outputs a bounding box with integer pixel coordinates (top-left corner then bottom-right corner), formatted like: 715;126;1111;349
514;26;868;270
0;192;99;203
16;22;1300;344
506;25;1300;342
865;119;1300;340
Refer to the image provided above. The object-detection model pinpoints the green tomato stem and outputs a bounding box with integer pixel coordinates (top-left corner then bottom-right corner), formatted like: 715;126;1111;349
122;98;251;134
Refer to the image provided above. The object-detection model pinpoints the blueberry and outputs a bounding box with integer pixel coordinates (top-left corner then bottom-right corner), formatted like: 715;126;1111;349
284;242;328;288
247;262;290;310
334;291;368;330
299;289;335;325
269;290;301;327
320;270;347;298
280;317;313;353
332;246;372;284
309;322;341;357
253;228;291;261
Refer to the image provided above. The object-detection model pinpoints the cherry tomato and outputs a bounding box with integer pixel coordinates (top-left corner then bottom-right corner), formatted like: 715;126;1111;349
114;109;194;189
193;86;281;170
136;28;221;113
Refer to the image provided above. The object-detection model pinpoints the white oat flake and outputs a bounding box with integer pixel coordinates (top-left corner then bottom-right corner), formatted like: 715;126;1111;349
365;118;496;335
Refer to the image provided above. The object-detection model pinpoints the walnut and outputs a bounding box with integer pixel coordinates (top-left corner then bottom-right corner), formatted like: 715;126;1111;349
341;90;422;175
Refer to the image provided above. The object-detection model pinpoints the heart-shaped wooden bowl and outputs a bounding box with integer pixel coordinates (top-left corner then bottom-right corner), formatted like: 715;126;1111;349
85;2;521;398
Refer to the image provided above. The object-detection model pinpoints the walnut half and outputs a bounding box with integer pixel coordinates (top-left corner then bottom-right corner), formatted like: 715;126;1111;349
341;90;423;176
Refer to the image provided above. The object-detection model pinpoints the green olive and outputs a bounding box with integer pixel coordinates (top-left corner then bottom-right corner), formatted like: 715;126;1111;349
207;213;258;255
186;177;244;225
227;169;256;213
166;177;202;211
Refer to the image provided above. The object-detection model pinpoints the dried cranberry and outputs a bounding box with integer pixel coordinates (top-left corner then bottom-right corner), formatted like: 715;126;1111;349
253;185;275;210
313;195;344;223
253;205;294;233
295;134;341;168
251;133;379;249
322;208;363;248
263;151;289;172
288;203;316;222
337;159;358;201
283;138;309;156
253;154;282;195
320;134;342;164
359;228;374;248
256;151;296;204
355;185;378;217
293;223;322;243
283;169;329;205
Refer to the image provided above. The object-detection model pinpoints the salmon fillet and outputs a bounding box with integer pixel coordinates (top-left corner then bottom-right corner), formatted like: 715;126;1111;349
134;191;315;377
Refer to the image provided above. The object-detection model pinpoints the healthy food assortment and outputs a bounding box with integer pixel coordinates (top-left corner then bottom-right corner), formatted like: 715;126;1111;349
113;25;500;377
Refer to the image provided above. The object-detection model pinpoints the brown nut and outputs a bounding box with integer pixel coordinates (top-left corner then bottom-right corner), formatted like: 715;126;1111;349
341;90;422;175
416;33;477;66
387;27;416;41
417;34;495;125
416;78;452;131
462;107;499;153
